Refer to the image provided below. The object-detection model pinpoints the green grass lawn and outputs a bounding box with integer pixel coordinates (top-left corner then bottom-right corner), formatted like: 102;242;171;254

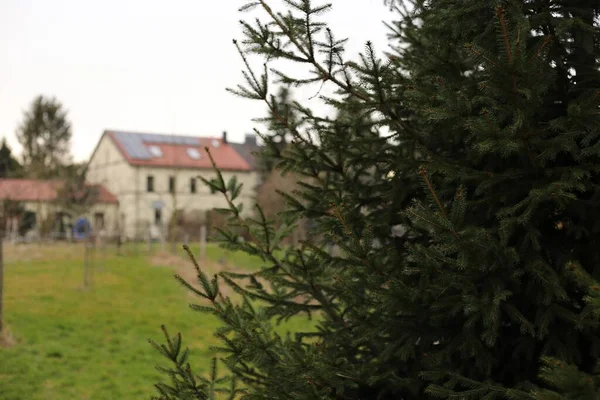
0;242;315;400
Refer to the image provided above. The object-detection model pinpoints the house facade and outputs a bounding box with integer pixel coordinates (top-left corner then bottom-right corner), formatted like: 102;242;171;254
0;178;119;240
86;130;261;240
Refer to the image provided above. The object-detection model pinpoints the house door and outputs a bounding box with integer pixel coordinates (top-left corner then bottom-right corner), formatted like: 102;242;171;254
154;209;162;226
150;200;164;240
94;212;105;231
20;211;36;236
55;212;71;240
152;200;164;227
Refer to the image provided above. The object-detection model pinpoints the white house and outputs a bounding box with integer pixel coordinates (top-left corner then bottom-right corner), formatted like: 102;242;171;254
86;130;261;240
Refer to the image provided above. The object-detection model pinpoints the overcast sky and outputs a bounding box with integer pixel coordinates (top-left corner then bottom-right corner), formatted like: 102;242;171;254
0;0;393;162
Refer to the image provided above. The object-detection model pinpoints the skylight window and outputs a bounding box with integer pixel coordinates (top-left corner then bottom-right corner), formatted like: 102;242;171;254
148;145;163;157
212;139;221;148
186;148;201;160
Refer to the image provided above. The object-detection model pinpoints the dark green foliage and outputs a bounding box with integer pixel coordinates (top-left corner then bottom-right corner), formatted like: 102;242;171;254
252;86;298;177
149;325;243;400
151;0;600;398
0;138;22;178
0;199;25;237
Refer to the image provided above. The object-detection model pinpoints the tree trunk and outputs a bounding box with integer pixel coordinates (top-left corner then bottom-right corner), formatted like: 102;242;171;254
0;231;4;333
89;239;95;287
170;224;177;254
83;241;89;288
83;224;91;288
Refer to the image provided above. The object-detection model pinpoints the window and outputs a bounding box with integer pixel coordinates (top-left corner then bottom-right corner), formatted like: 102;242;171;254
190;178;197;193
186;148;201;159
154;209;162;225
169;176;176;193
148;145;163;157
147;176;154;192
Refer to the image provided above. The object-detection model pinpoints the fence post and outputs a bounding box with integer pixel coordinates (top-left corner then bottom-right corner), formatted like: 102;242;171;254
160;224;166;253
90;235;96;287
99;231;106;270
147;227;152;254
199;225;206;260
83;241;89;288
116;233;122;256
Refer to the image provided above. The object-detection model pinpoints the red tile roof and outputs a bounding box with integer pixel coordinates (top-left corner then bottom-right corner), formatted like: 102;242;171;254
107;131;252;171
0;179;118;205
88;184;119;204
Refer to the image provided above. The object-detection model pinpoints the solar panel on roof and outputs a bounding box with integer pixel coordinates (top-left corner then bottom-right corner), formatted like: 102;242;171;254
141;133;200;145
113;131;152;159
113;131;202;160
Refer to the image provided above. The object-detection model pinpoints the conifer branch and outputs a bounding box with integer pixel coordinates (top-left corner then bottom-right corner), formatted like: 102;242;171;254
527;35;553;63
418;166;460;240
203;146;345;326
258;0;369;101
237;1;437;162
497;7;512;64
330;203;386;278
418;167;447;219
465;44;500;69
496;6;519;107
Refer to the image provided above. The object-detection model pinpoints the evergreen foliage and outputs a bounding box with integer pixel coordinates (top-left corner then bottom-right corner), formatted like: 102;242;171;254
0;138;22;178
152;0;600;398
252;86;297;177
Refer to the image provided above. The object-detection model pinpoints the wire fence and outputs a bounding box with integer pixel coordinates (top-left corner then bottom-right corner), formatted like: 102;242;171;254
1;226;209;265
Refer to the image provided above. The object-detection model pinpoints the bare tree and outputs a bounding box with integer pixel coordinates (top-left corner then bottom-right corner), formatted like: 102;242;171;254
55;166;99;288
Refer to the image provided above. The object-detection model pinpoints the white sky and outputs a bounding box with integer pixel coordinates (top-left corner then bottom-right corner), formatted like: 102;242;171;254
0;0;393;162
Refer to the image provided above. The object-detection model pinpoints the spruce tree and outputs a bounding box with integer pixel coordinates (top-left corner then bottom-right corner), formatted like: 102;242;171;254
254;86;297;176
151;0;600;398
0;139;22;178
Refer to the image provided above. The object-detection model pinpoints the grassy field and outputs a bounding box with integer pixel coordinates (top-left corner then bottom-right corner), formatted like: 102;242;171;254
0;242;314;400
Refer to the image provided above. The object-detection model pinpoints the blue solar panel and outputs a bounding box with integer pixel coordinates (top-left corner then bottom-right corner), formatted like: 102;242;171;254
112;131;201;160
140;133;200;145
113;131;152;159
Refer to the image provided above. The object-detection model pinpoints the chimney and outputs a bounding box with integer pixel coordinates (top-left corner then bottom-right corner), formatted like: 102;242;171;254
245;133;257;146
222;131;228;144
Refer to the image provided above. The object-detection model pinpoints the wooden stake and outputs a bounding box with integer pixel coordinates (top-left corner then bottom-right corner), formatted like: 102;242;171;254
147;227;152;254
199;225;207;260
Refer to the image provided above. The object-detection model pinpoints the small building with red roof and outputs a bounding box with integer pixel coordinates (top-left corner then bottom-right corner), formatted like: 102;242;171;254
0;178;119;239
86;130;260;240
